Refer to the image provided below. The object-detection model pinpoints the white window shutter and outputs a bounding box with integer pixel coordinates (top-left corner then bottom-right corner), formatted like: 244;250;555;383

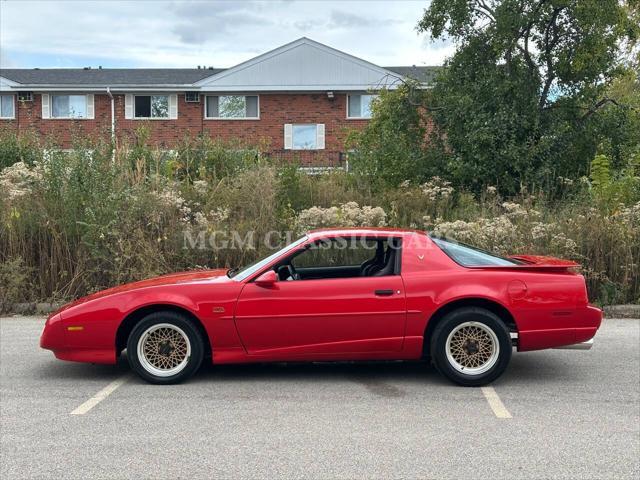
86;94;95;119
125;94;133;119
284;124;293;150
316;124;325;150
169;94;178;119
41;94;50;119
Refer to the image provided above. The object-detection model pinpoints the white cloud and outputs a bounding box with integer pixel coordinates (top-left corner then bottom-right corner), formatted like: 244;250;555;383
0;0;450;68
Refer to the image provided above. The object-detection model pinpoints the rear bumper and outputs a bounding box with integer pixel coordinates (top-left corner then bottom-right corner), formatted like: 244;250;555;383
554;338;594;350
517;305;602;351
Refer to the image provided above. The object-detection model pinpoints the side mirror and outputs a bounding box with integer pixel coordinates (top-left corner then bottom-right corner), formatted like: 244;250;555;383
254;270;278;287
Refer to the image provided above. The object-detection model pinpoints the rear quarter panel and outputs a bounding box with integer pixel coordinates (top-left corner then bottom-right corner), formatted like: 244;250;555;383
401;234;599;353
506;271;600;350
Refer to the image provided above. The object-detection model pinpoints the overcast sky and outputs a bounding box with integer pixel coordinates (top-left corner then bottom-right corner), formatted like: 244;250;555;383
0;0;453;69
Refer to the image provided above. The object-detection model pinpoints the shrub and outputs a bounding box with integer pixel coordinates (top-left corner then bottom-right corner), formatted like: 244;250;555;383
0;128;41;170
295;202;387;233
0;128;638;306
0;257;30;312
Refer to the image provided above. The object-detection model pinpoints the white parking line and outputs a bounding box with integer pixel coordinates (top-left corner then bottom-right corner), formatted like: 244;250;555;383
481;386;512;418
70;375;130;415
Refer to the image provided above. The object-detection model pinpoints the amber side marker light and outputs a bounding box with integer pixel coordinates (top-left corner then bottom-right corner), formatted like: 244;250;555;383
67;326;84;332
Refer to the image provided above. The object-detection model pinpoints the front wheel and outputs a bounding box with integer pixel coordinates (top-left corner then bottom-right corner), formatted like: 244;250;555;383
127;311;204;384
430;307;512;386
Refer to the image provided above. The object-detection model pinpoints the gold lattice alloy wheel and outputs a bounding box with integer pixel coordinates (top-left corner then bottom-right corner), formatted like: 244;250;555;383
445;321;500;376
137;323;192;378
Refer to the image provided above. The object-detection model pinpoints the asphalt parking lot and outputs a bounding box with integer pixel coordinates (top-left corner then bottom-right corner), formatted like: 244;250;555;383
1;317;638;480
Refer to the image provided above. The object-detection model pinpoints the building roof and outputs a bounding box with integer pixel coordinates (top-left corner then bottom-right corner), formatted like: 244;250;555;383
384;66;440;84
0;68;222;86
194;37;411;92
0;38;439;89
1;66;438;87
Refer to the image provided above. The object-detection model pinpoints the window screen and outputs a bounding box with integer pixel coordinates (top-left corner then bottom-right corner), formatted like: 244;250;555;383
348;94;376;118
0;95;14;118
206;95;258;118
348;95;361;118
292;124;317;149
51;95;87;118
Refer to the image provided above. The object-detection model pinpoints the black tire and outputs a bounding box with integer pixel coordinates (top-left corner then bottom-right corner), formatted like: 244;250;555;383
430;307;512;387
127;311;205;385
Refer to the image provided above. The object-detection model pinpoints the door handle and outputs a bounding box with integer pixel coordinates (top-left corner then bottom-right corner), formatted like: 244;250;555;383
374;289;394;296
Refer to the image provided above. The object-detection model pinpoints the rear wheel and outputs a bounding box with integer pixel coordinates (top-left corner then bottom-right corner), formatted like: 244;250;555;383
127;311;204;384
430;307;512;386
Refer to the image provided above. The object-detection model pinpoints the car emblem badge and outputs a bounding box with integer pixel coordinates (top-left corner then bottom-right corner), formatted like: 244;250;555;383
213;306;225;313
418;254;424;260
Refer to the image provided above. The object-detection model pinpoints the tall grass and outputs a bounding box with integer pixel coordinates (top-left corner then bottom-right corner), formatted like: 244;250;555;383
0;129;638;309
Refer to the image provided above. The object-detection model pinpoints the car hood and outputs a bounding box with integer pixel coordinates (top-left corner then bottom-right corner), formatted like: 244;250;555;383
53;269;229;315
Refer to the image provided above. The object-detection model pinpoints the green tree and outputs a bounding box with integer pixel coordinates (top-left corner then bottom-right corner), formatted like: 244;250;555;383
593;67;640;170
348;83;445;186
417;0;639;193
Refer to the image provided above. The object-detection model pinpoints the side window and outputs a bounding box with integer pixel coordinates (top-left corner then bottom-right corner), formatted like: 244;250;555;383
430;236;521;266
292;238;379;269
280;237;401;280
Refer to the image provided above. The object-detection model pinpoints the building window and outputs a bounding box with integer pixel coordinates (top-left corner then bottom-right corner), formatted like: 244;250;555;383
292;125;317;149
0;95;14;119
206;95;259;119
51;95;88;118
347;94;377;119
284;123;325;150
135;95;169;118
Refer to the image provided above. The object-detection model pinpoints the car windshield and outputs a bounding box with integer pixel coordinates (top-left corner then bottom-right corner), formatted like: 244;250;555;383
228;236;308;281
429;235;522;267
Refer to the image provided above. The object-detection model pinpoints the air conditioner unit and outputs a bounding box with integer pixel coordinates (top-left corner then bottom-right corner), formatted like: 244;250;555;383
18;92;33;102
185;92;200;103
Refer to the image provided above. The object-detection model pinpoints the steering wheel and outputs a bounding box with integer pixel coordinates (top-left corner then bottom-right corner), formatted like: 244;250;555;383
285;264;300;281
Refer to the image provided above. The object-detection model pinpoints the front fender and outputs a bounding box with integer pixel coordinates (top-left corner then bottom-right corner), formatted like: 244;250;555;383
52;288;201;364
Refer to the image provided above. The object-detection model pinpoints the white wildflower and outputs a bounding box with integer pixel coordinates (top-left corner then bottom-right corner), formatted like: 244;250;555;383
420;176;454;201
530;222;550;240
295;202;386;233
193;212;208;227
209;207;230;223
193;180;208;195
153;187;192;223
0;162;43;200
501;201;531;219
557;176;574;186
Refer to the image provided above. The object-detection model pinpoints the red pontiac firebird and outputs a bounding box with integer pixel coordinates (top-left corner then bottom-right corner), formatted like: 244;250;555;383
40;228;602;386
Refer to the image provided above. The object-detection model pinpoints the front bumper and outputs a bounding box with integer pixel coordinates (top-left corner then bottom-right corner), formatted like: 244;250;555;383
40;313;64;350
40;312;117;364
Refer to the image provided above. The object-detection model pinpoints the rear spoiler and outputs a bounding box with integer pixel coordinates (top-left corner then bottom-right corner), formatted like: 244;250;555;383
468;255;580;272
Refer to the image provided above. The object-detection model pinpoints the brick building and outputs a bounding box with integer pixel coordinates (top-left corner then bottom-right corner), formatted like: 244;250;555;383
0;38;434;165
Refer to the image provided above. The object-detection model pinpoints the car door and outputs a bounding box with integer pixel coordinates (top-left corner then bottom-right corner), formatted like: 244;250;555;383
233;237;407;356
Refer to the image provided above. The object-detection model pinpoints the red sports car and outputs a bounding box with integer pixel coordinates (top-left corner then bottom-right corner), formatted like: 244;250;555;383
40;228;602;386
